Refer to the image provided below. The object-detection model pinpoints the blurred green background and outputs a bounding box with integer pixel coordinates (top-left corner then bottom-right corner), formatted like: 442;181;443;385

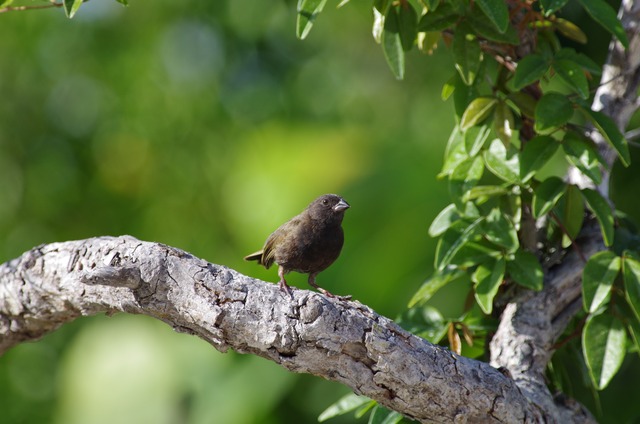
1;0;640;423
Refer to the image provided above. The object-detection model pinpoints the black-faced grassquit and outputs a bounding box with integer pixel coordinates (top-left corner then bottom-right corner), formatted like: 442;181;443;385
244;194;351;299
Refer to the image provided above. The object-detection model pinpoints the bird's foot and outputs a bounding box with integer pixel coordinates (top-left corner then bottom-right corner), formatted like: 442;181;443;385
318;288;352;301
278;280;294;298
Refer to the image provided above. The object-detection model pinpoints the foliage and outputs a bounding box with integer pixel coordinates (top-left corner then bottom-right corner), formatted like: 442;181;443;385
298;0;639;421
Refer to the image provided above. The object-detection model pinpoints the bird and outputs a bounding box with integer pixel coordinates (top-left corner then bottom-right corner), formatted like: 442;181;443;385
244;194;351;299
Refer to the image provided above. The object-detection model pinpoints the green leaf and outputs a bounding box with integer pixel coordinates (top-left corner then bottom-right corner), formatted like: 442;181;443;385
581;108;631;167
555;48;601;74
507;250;544;290
435;218;484;271
453;23;483;86
296;0;328;39
467;10;519;45
441;74;456;101
429;204;460;237
493;101;515;145
482;208;519;252
540;0;569;15
473;258;505;314
463;185;510;202
464;125;492;156
554;59;589;99
583;313;626;390
520;136;560;182
623;255;640;322
114;0;128;5
398;305;449;343
453;73;480;117
409;268;466;307
577;0;629;48
0;0;14;7
63;0;83;18
381;35;405;79
449;156;484;208
439;126;467;177
554;18;587;44
534;92;574;133
513;54;549;90
374;0;391;14
460;97;497;131
398;3;418;51
533;176;565;218
483;138;520;183
507;92;537;119
582;188;615;247
318;393;371;422
562;132;603;185
369;406;403;424
418;2;459;32
474;0;509;33
560;184;585;247
582;251;621;313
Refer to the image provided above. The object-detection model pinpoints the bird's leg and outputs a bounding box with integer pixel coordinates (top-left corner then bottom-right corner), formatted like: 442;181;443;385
278;266;293;298
308;273;351;301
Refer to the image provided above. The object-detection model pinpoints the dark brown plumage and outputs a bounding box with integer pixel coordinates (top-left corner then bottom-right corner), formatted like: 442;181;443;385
244;194;350;299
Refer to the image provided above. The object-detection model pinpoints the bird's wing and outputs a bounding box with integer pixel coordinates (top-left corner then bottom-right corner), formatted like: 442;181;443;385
262;215;304;268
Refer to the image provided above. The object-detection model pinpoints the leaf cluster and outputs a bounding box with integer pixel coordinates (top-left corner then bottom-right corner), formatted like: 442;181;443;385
296;0;637;420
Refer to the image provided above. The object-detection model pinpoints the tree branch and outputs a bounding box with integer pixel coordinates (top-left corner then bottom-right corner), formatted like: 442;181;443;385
1;235;582;423
490;0;640;421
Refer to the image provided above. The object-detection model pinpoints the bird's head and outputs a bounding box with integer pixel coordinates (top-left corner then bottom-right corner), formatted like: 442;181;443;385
307;194;350;223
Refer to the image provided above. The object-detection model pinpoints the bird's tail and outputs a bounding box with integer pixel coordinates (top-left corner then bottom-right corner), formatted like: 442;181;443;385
244;250;264;263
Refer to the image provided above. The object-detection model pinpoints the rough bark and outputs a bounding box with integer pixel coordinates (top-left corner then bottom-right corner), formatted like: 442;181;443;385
490;0;640;422
2;236;537;423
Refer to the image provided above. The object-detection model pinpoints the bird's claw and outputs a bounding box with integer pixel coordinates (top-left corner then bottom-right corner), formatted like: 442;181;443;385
279;280;294;299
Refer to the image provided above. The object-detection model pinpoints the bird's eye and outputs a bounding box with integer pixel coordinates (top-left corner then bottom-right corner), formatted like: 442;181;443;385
322;199;329;205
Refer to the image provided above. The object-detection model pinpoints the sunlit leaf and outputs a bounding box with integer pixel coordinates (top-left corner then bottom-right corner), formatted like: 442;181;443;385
493;101;515;145
533;176;565;218
369;405;403;424
554;18;587;44
63;0;83;18
520;136;559;182
507;250;544;290
464;125;491;156
296;0;328;39
513;54;549;90
577;0;629;48
534;92;574;133
562;132;603;185
556;48;601;74
318;393;371;422
582;251;620;313
460;97;497;131
439;126;467;177
483;138;520;183
581;108;631;167
473;257;505;314
582;188;615;247
382;22;404;80
583;313;627;390
429;204;461;238
463;185;509;202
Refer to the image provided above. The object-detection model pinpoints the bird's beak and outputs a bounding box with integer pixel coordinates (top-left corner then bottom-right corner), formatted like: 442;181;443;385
333;199;350;212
